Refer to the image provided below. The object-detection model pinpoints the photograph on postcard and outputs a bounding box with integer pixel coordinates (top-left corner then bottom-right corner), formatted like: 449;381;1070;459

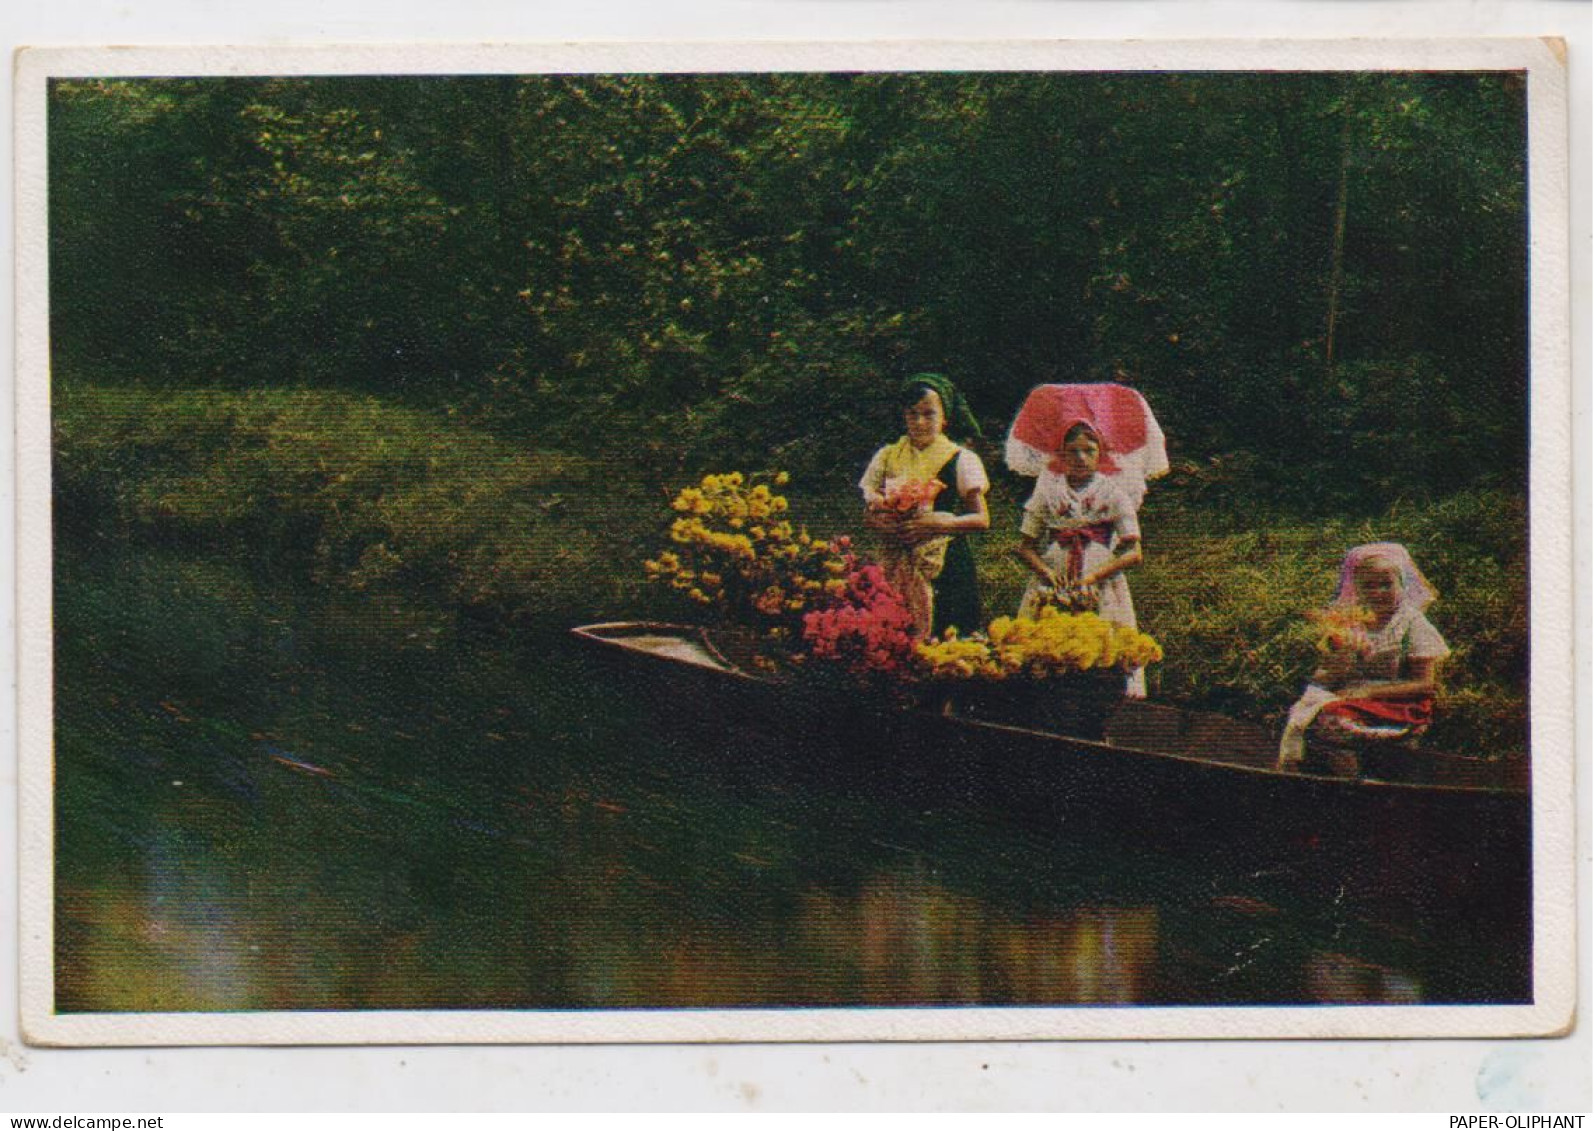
16;40;1573;1044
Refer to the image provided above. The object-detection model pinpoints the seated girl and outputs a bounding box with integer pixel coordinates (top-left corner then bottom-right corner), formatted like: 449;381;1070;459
1278;543;1450;769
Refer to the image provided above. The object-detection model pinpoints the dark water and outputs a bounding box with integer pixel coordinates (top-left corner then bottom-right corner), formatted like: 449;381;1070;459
54;539;1529;1012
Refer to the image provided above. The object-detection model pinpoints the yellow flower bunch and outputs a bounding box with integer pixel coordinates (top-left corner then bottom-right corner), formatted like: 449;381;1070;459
669;517;756;560
915;607;1164;682
916;632;1004;680
646;470;848;631
671;471;791;530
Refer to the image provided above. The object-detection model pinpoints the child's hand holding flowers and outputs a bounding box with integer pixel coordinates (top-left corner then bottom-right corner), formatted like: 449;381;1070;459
877;478;943;516
872;479;952;578
1306;605;1375;654
867;479;945;546
1036;579;1100;614
1305;605;1375;688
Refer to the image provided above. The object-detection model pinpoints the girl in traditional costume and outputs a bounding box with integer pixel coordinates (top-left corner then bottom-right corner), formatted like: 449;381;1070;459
1013;422;1146;693
1005;384;1167;698
859;374;990;639
1277;543;1450;769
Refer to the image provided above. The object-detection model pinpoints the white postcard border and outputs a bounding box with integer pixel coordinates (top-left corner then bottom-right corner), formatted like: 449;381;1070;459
15;36;1575;1048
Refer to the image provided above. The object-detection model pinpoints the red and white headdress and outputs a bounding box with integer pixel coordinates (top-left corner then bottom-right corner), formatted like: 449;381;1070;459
1004;383;1168;506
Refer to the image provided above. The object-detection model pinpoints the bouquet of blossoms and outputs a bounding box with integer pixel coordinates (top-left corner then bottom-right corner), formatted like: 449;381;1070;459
1304;605;1375;655
876;478;950;577
644;471;851;642
1029;580;1101;615
871;478;952;636
878;478;944;517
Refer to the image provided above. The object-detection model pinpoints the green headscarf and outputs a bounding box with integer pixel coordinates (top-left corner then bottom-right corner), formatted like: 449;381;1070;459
901;372;983;442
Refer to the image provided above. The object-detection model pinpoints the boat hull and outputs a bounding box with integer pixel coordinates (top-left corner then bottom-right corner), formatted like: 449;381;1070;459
570;622;1531;923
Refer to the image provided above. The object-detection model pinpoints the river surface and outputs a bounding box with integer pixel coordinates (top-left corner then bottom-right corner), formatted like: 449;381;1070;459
54;538;1530;1012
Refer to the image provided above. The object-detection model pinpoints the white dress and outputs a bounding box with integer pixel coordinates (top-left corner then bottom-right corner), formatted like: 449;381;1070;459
1017;470;1140;625
1277;606;1451;766
1017;470;1146;696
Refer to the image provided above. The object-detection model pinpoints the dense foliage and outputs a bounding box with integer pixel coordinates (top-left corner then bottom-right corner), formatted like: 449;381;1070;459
51;72;1526;504
53;384;639;620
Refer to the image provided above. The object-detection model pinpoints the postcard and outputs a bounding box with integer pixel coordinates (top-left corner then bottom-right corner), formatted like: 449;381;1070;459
15;37;1574;1047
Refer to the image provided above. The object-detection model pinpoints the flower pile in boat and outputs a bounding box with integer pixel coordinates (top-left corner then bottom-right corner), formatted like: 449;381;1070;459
644;471;851;640
916;606;1164;682
644;470;1164;687
800;559;919;678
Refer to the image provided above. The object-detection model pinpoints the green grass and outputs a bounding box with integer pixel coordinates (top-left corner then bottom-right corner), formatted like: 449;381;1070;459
54;382;650;622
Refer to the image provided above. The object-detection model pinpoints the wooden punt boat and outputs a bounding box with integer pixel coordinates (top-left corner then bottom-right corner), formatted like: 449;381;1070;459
570;621;1531;907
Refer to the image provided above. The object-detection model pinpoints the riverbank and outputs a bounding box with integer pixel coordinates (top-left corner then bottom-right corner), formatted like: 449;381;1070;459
55;379;1528;757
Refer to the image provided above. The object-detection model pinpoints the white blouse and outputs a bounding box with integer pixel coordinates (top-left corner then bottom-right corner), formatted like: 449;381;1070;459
1350;607;1451;681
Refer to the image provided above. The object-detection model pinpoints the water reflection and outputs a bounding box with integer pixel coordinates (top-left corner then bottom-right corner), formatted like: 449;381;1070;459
1305;952;1422;1005
58;817;265;1012
801;864;1160;1006
53;542;1520;1012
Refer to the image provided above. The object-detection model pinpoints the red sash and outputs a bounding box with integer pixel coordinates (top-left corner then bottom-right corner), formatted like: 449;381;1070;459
1052;522;1114;581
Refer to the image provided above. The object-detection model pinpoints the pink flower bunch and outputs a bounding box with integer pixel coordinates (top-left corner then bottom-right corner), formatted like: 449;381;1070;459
801;560;919;678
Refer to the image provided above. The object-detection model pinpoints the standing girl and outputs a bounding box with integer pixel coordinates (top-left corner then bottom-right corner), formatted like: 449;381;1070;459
1277;543;1450;768
1004;383;1167;698
1013;420;1148;696
859;374;990;639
